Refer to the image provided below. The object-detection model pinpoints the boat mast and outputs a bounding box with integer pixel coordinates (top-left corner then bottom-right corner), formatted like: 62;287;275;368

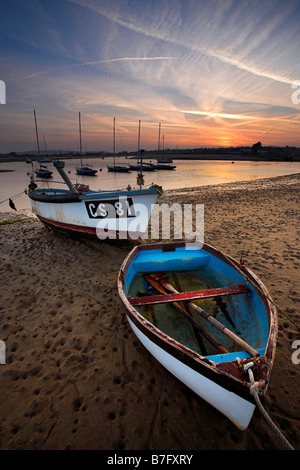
113;117;116;167
79;111;82;166
137;119;141;164
138;120;143;189
157;122;161;157
33;109;41;156
138;119;141;151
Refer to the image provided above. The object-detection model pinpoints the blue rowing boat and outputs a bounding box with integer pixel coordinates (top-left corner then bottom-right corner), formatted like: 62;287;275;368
118;241;277;430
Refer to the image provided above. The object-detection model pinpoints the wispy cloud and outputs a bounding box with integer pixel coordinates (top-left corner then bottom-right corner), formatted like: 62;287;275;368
68;0;297;85
181;110;258;120
181;109;300;124
25;56;177;79
1;0;300;152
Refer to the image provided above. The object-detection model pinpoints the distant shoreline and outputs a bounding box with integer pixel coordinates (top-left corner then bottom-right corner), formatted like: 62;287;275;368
0;153;299;163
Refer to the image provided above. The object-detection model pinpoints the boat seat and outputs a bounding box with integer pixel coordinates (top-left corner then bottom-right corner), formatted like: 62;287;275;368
129;284;250;306
131;249;211;273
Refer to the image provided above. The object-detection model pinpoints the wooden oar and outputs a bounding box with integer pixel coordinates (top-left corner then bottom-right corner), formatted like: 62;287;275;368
144;275;229;355
149;273;260;358
172;273;209;356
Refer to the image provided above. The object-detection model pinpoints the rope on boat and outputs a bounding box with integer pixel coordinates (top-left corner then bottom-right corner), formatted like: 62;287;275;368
156;187;300;332
242;362;295;450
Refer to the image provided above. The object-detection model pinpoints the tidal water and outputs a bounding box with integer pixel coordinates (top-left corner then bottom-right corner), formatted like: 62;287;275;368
0;157;299;212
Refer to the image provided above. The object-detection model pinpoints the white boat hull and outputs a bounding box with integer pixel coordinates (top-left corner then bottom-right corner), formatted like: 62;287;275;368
127;316;255;430
29;188;159;239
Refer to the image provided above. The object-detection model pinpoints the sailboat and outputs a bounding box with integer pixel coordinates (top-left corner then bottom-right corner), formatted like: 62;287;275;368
156;132;173;163
76;112;98;176
129;120;156;172
35;164;53;178
107;117;131;172
152;123;176;170
33;109;53;179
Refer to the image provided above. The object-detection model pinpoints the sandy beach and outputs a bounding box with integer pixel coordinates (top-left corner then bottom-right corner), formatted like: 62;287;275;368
0;173;299;451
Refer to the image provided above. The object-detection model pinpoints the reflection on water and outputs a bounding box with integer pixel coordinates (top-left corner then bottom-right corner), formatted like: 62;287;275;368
0;157;299;211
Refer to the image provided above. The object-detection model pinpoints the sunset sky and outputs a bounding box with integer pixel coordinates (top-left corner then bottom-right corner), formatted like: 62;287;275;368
1;0;300;153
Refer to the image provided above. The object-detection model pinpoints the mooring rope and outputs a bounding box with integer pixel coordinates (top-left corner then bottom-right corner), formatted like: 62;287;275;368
242;362;295;450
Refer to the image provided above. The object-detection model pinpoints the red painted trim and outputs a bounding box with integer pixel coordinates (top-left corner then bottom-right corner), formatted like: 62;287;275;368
37;215;141;239
129;284;250;306
38;215;97;234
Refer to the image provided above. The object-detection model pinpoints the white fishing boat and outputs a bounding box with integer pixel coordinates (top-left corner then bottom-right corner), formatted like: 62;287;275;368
118;241;278;430
28;160;161;240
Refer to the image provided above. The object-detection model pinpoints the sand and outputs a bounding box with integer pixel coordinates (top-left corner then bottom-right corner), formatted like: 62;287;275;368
0;173;299;451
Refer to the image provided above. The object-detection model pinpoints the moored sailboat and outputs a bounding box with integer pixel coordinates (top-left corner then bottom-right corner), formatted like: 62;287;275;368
107;118;131;173
33;110;53;178
76;112;98;176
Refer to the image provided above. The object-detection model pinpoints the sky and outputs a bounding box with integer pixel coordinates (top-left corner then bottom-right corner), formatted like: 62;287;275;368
1;0;300;153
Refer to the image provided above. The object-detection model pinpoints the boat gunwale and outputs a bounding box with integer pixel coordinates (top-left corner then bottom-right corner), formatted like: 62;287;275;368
117;241;277;404
29;186;160;204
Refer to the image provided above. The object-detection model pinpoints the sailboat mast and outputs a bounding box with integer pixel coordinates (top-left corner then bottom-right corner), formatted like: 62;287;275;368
113;117;116;166
79;112;83;165
137;119;141;164
158;122;161;155
138;119;141;152
33;109;41;156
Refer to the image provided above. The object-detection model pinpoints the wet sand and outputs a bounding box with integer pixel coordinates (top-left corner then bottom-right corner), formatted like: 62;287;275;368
0;173;299;450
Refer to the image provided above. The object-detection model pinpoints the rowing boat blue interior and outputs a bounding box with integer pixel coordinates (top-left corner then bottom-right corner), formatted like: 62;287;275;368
125;245;270;362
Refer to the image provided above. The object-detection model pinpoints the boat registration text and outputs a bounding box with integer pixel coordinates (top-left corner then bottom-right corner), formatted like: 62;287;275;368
85;198;136;219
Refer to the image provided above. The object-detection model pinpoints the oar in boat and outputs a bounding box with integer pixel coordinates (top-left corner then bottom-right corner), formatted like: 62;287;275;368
144;274;229;354
149;273;260;358
172;273;209;355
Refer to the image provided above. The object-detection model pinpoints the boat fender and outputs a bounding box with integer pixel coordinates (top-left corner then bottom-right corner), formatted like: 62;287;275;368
9;199;17;211
137;174;144;186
